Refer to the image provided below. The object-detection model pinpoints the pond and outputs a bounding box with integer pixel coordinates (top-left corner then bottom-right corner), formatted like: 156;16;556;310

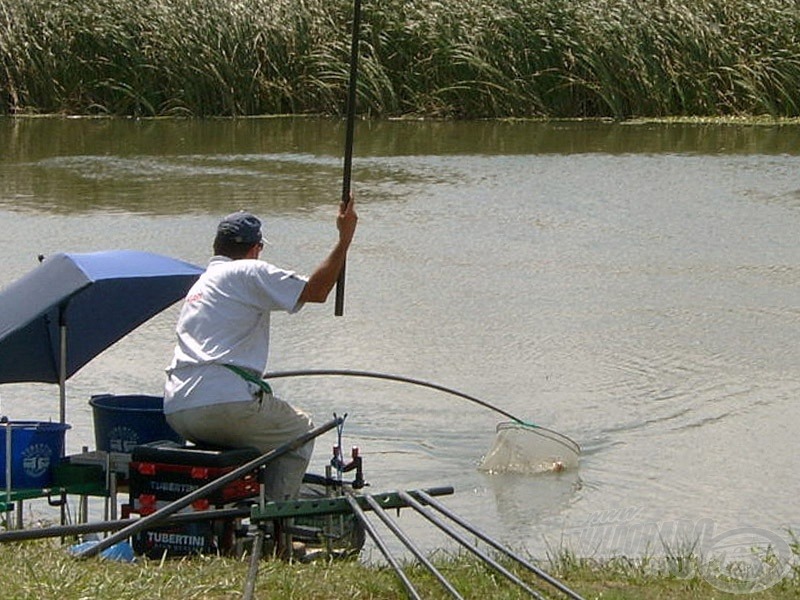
1;116;798;565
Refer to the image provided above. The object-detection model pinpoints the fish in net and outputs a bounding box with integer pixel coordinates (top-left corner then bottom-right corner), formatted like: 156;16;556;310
478;422;580;474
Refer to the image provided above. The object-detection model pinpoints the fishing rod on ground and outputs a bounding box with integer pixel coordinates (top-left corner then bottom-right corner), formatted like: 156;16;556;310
334;0;362;317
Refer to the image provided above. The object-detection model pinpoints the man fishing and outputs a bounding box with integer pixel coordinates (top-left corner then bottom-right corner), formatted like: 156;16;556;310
163;197;357;502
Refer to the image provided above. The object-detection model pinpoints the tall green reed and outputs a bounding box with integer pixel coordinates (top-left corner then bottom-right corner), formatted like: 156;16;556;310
2;0;799;118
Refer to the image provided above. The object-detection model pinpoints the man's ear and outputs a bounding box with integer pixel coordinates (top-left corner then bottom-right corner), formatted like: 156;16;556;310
245;243;261;259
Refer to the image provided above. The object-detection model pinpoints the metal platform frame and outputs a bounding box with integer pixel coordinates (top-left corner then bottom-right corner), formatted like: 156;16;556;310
2;416;586;600
244;486;585;600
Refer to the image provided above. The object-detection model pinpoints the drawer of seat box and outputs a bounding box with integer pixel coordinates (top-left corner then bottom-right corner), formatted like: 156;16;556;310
132;520;234;559
128;461;259;504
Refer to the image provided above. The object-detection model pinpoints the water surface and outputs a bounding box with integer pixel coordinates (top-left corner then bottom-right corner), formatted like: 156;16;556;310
1;117;799;561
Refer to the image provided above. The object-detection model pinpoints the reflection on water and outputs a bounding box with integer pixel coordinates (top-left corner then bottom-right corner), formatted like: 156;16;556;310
2;117;800;215
1;117;799;558
4;117;800;162
484;470;582;532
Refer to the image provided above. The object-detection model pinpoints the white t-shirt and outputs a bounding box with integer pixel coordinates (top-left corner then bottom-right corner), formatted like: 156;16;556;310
163;256;307;414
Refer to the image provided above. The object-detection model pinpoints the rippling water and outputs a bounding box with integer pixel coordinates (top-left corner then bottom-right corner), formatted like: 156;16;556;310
1;118;799;560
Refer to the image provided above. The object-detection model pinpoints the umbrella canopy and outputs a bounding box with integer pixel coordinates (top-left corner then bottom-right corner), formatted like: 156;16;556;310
0;250;203;419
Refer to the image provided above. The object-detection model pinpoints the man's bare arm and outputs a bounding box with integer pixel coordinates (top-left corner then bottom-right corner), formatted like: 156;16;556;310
299;197;358;304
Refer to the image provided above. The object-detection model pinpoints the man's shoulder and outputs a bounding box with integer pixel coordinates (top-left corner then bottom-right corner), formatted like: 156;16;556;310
208;257;303;287
209;257;273;274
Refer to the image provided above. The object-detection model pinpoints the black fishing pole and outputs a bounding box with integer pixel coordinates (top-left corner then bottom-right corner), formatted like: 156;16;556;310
398;491;548;600
267;369;524;421
334;0;362;317
414;490;587;600
264;368;581;455
345;495;422;600
0;507;250;544
363;493;464;599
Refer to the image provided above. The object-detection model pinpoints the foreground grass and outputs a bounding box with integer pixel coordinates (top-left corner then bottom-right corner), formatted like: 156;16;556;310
2;0;800;118
0;539;798;599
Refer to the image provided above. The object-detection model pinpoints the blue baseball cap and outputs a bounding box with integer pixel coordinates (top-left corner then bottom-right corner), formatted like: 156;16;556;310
216;211;263;245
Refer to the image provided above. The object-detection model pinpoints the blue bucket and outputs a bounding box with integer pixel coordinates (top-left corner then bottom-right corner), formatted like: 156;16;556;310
0;421;71;489
89;394;184;453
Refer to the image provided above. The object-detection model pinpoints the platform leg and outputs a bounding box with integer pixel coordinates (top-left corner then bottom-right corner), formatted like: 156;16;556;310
109;470;117;521
273;518;292;560
79;494;88;524
103;452;111;523
242;527;265;600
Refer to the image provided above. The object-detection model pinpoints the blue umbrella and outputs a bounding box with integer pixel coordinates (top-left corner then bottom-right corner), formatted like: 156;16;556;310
0;250;203;422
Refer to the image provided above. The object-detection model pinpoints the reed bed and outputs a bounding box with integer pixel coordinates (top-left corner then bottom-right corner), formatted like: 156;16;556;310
1;0;799;118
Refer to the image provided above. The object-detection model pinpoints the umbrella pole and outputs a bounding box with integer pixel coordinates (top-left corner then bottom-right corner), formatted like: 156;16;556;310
4;424;12;529
58;317;68;526
59;320;67;425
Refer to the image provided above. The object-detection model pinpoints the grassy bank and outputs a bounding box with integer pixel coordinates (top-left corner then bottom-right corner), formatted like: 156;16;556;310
1;0;800;119
1;538;798;599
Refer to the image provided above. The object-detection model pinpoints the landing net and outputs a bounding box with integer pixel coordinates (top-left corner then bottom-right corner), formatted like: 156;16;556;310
478;422;580;474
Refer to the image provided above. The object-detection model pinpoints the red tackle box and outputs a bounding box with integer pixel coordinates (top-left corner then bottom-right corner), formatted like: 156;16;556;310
128;444;262;515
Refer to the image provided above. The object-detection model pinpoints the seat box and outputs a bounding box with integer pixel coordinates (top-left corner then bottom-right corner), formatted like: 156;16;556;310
128;445;261;512
132;520;237;559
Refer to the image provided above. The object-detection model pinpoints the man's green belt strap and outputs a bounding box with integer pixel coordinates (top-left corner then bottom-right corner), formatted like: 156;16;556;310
223;364;273;395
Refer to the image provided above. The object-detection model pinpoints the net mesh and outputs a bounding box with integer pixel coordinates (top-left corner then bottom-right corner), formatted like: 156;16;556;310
478;422;580;474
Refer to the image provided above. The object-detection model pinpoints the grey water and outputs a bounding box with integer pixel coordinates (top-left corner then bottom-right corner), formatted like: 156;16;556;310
1;117;799;562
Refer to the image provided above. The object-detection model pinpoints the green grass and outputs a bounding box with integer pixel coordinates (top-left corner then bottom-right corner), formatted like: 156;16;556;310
1;0;800;118
0;536;798;599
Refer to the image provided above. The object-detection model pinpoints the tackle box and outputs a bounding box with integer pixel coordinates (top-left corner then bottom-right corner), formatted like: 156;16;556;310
131;519;237;559
128;444;262;514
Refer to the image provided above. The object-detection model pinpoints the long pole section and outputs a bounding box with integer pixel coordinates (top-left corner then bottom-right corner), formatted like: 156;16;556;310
0;507;251;544
363;494;464;599
345;495;422;600
398;491;547;600
334;0;362;316
414;490;587;600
